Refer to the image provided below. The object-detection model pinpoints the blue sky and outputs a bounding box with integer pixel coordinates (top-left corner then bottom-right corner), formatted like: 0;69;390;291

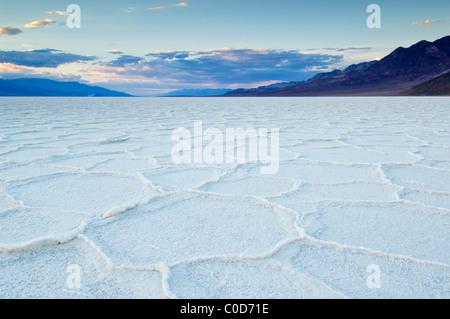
0;0;449;95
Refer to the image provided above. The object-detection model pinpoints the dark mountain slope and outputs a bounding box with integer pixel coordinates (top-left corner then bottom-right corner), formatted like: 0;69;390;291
402;70;450;96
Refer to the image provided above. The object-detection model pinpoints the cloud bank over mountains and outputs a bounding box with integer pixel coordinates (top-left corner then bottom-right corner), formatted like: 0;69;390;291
0;47;344;93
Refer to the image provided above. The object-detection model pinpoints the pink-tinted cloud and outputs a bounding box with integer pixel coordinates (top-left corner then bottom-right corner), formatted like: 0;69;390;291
171;2;188;7
46;10;70;16
410;18;449;26
25;19;55;28
0;62;29;74
107;49;124;55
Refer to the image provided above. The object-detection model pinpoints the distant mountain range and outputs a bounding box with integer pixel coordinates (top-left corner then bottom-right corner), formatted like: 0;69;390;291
162;88;232;97
161;83;304;97
225;35;450;96
223;81;303;96
0;78;132;97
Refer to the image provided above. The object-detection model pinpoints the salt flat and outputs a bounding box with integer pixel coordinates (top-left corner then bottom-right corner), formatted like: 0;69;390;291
0;97;449;298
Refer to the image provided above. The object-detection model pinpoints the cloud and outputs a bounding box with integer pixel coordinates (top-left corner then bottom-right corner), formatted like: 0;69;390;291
46;10;70;16
0;49;96;68
325;47;372;52
0;62;30;74
85;48;342;90
171;2;188;7
107;49;124;55
146;50;191;60
0;65;86;82
306;47;372;52
24;19;55;28
105;55;144;67
147;3;187;11
125;7;135;13
410;18;449;26
410;19;438;26
0;27;23;36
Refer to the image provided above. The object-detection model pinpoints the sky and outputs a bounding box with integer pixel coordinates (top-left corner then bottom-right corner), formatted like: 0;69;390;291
0;0;449;95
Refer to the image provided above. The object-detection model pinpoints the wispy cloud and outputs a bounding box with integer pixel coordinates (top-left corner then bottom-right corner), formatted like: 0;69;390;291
107;49;124;55
24;19;55;28
46;10;70;16
124;7;135;13
0;27;23;36
411;19;437;26
171;2;188;7
410;18;449;26
0;49;96;68
324;47;372;52
306;47;372;52
147;3;187;11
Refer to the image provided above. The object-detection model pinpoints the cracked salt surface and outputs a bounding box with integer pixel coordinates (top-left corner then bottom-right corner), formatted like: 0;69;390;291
0;97;449;298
